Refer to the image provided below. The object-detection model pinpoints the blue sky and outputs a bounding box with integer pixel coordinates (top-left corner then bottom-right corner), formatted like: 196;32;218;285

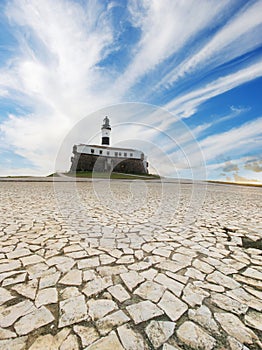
0;0;262;182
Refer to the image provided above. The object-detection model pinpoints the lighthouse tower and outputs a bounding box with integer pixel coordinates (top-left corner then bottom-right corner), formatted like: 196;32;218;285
101;116;111;145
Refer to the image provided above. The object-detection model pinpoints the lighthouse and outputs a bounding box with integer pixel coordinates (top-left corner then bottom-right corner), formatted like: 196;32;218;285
101;116;111;145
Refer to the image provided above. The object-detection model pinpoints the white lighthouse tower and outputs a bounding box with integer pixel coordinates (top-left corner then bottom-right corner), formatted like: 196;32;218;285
101;116;111;146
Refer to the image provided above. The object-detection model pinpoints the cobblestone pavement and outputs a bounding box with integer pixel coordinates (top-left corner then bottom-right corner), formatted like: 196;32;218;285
0;180;261;350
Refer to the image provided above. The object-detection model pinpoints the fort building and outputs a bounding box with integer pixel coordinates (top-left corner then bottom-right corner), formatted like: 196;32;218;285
70;117;148;174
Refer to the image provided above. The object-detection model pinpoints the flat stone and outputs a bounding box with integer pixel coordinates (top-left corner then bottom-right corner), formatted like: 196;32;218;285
60;287;81;300
207;271;240;289
0;287;14;306
77;257;100;269
156;260;186;273
188;305;219;335
83;270;96;282
242;267;262;280
0;260;21;273
177;321;216;350
226;288;262;311
210;292;248;314
227;336;251;350
140;268;158;281
73;325;100;347
214;312;258;344
7;249;31;259
46;256;75;273
134;280;165;302
108;284;130;302
0;336;28;350
39;271;61;289
99;254;116;265
158;291;188;321
58;295;88;327
60;334;79;350
120;271;144;291
182;283;209;307
59;270;82;286
14;306;54;335
116;255;135;264
96;310;130;335
11;279;38;300
97;265;128;277
20;255;44;266
162;344;182;350
192;259;214;274
85;331;125;350
2;272;27;286
83;276;113;297
87;298;118;321
185;267;205;281
0;300;35;328
126;300;164;324
145;320;175;348
117;324;148;350
154;273;183;297
28;328;70;350
0;327;16;340
193;281;225;293
244;310;262;331
35;287;58;307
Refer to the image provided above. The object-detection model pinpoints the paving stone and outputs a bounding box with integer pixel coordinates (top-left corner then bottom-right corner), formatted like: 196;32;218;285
192;259;214;274
140;268;158;280
82;276;113;297
158;291;188;321
99;254;116;265
185;267;206;281
214;312;258;344
182;283;209;307
96;310;130;335
97;265;128;277
11;279;38;300
120;271;145;291
244;310;262;331
177;321;216;350
60;334;79;350
188;305;219;335
35;287;58;307
20;254;44;266
145;320;175;348
0;336;28;350
193;281;225;292
207;271;240;289
28;328;70;350
0;327;16;340
210;292;248;314
154;273;183;297
108;284;130;302
0;287;14;306
227;336;251;350
155;260;186;273
172;253;193;265
59;270;82;286
0;260;21;273
87;298;118;321
61;286;81;300
126;300;164;324
77;257;100;269
83;270;97;281
39;271;61;289
2;272;27;286
242;267;262;280
85;331;125;350
226;288;262;311
58;295;88;327
134;280;165;302
117;324;148;350
46;256;75;272
0;300;36;328
73;325;99;347
162;344;182;350
14;306;55;335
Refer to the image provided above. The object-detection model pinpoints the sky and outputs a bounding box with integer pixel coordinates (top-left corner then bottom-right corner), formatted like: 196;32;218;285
0;0;262;183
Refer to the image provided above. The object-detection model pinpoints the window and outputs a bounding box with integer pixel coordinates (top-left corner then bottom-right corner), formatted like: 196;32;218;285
115;152;118;156
130;153;133;157
99;150;103;155
124;152;127;157
91;149;94;154
107;151;110;156
119;152;121;156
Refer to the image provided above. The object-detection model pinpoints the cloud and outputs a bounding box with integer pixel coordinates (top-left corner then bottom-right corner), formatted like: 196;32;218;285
222;160;239;173
244;159;262;172
233;173;260;184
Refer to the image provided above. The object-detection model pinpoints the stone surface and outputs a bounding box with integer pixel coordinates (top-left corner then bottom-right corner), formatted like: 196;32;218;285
0;300;35;328
210;292;248;314
96;310;130;335
117;324;148;350
145;320;175;348
120;271;144;291
214;312;258;344
85;331;125;350
188;305;219;335
58;295;88;327
244;310;262;331
134;280;165;302
14;306;55;335
73;325;99;347
126;300;164;324
177;321;216;350
35;287;58;307
158;291;188;321
108;284;130;302
0;336;28;350
87;298;118;321
59;270;82;286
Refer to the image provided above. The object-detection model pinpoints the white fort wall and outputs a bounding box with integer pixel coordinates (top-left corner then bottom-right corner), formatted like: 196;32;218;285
76;145;144;160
